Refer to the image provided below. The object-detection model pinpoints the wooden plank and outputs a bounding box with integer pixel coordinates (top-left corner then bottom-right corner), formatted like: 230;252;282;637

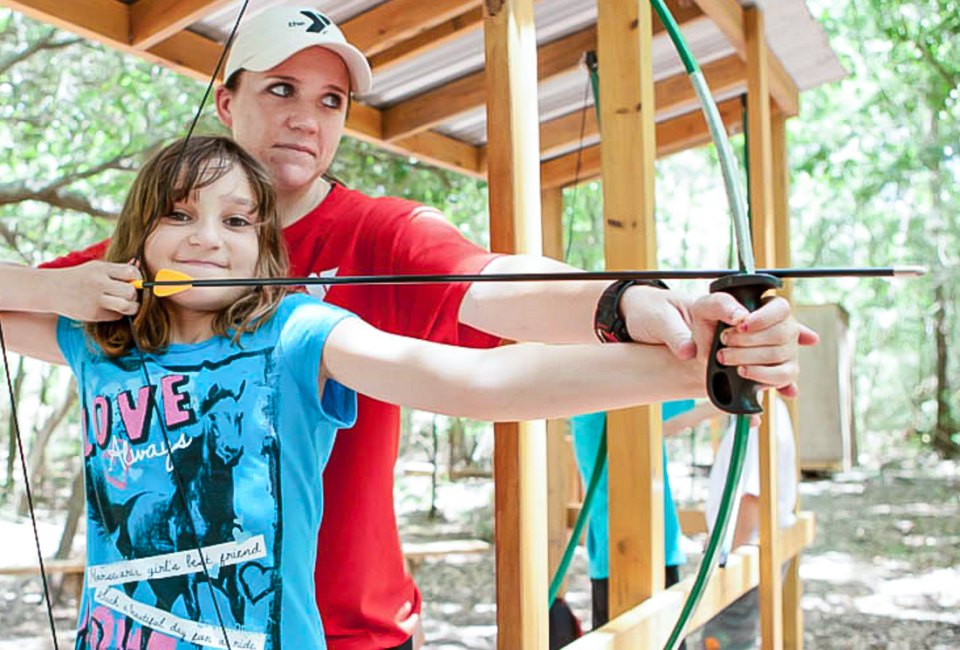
341;0;480;57
542;187;570;593
597;0;662;617
484;0;547;647
746;9;783;650
692;0;799;116
677;507;708;535
540;97;744;189
564;513;815;649
129;0;233;50
0;559;86;576
771;112;793;303
370;7;483;72
1;0;128;44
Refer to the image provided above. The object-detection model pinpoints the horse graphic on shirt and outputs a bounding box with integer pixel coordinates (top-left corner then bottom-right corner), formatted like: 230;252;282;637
83;380;249;648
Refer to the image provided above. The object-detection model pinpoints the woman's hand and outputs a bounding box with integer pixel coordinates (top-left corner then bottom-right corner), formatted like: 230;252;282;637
48;261;142;321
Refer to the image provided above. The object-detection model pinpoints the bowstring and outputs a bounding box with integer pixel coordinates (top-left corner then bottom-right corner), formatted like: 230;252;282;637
0;323;60;648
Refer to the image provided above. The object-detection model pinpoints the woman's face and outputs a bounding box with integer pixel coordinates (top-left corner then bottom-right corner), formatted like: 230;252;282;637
215;47;350;195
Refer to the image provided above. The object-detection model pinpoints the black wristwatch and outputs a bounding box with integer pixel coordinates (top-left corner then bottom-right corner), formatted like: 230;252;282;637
593;278;670;343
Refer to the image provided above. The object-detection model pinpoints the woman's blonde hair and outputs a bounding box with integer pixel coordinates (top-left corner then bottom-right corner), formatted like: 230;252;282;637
88;136;289;357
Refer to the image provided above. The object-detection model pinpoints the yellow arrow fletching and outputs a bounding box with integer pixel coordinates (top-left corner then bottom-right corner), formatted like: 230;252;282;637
151;268;194;297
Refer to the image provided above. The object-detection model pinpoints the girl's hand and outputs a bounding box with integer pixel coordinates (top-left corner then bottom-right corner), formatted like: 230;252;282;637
49;261;142;321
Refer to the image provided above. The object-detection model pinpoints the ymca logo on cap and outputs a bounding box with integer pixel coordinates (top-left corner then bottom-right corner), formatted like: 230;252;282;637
289;10;331;33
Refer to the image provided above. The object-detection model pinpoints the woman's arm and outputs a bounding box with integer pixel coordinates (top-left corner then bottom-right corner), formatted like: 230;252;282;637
0;312;65;365
0;261;140;321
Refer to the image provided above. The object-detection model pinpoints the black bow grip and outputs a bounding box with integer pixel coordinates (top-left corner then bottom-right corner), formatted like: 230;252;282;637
706;273;783;414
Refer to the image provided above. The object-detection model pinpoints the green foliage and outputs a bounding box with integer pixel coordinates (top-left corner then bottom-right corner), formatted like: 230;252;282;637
0;9;223;264
789;0;959;453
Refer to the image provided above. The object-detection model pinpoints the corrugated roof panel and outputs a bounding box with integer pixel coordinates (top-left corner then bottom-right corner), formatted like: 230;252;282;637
189;0;387;43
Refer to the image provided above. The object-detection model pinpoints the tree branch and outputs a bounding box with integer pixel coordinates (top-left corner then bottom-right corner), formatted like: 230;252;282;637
0;182;117;219
0;29;83;78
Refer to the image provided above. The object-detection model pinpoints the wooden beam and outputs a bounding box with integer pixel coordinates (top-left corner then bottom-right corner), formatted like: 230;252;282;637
692;0;799;116
746;8;783;650
564;513;816;649
370;7;483;73
484;0;547;647
384;3;706;142
129;0;233;50
542;187;569;593
597;0;662;617
540;97;744;189
1;0;128;45
341;0;480;57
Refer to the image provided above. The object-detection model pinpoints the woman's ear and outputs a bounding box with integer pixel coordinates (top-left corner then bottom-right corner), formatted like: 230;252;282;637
214;85;234;129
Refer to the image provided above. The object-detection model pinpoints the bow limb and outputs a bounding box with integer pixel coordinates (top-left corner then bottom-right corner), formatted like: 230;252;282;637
649;2;769;649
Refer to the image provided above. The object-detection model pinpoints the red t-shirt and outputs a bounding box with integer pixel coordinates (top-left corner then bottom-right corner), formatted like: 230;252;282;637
42;184;500;649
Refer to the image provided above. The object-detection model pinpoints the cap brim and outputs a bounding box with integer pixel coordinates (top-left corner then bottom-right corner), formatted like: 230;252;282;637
231;41;373;96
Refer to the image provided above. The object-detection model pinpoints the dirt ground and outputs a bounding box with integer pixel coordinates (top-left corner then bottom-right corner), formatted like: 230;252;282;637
1;457;957;649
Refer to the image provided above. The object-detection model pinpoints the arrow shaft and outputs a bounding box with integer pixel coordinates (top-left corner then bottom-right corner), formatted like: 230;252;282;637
141;266;917;290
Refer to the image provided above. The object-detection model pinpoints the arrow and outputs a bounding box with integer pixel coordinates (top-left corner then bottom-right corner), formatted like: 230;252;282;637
132;265;926;297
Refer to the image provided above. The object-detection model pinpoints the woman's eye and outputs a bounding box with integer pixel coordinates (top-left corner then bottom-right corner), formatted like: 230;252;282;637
267;82;294;98
321;93;344;110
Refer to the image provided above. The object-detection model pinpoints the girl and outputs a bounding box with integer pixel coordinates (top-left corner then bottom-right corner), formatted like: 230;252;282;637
1;136;771;650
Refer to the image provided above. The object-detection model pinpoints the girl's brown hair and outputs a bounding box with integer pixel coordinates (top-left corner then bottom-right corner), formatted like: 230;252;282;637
88;136;289;357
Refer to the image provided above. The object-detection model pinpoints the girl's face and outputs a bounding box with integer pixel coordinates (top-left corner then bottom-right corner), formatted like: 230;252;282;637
145;164;260;317
214;47;350;196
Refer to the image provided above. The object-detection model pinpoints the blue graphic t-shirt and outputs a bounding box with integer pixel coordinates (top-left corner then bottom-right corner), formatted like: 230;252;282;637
57;294;357;650
570;400;695;579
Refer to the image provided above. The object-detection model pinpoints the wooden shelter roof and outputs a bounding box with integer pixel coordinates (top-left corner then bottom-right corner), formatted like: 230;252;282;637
4;0;844;183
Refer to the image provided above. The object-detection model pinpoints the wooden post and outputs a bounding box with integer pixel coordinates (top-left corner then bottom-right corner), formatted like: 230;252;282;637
772;111;804;650
542;187;571;593
746;6;783;650
597;0;664;616
483;1;548;647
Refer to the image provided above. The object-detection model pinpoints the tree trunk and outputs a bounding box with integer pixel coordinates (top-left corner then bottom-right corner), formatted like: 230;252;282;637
17;377;78;514
927;105;959;458
4;356;27;492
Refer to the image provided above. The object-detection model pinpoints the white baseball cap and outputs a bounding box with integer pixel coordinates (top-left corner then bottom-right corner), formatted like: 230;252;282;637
224;7;373;95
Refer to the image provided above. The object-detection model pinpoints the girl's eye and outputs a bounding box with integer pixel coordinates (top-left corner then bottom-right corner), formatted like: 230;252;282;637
165;210;192;223
224;214;256;228
267;82;294;98
321;93;344;110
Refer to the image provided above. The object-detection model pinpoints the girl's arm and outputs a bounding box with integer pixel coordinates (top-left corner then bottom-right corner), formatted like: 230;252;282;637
322;317;707;422
0;312;65;365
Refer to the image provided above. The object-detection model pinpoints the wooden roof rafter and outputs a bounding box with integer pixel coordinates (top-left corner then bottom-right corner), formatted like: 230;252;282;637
381;1;707;142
